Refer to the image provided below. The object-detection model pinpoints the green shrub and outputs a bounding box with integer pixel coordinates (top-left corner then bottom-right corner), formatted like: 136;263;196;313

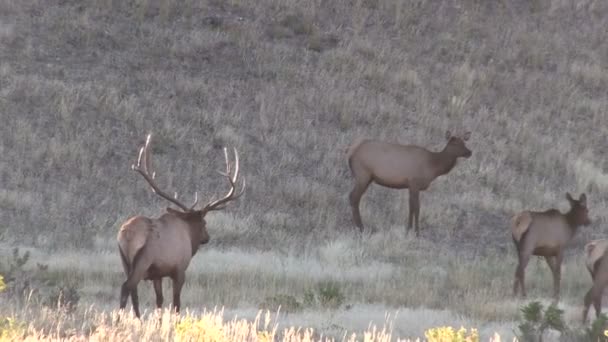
260;294;302;313
516;301;565;342
0;248;80;311
43;282;80;312
303;280;345;310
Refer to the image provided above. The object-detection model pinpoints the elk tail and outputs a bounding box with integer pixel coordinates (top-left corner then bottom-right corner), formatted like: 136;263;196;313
346;138;365;171
118;243;131;275
511;211;532;244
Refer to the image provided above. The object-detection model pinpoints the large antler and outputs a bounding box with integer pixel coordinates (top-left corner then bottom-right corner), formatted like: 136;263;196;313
132;134;198;212
201;147;246;213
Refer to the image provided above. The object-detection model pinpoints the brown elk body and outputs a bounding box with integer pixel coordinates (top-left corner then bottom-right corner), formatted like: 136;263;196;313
118;134;245;318
511;193;590;302
582;239;608;323
347;130;472;235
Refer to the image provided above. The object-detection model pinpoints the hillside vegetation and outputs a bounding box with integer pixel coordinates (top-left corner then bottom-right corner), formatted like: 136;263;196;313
1;0;608;340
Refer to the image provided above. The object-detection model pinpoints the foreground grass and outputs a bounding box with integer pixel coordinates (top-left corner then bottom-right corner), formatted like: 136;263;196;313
0;230;601;340
0;306;492;342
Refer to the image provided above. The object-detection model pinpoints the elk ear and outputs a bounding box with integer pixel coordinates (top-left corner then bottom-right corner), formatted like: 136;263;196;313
580;193;587;206
462;131;471;141
445;130;452;141
565;192;574;202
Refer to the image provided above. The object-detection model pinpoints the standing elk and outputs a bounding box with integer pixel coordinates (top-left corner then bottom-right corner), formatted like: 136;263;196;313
118;134;245;318
511;193;591;302
582;239;608;323
347;130;472;235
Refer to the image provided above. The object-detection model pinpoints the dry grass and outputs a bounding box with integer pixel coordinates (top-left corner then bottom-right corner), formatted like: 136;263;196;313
0;233;595;340
1;0;608;340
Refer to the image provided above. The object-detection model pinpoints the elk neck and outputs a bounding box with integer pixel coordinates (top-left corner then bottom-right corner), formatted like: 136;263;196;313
430;146;460;177
564;208;585;232
183;214;208;256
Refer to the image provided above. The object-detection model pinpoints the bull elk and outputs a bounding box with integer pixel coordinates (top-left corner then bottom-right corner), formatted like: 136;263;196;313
582;239;608;323
347;130;472;235
511;193;591;302
118;134;245;318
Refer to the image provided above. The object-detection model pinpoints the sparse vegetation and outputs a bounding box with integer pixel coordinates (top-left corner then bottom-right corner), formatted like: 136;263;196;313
1;0;607;340
516;301;566;342
303;280;346;310
424;326;479;342
514;301;608;342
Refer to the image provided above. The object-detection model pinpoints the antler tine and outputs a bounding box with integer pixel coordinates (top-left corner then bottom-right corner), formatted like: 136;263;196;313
236;177;246;197
144;134;153;178
131;133;192;212
189;192;199;211
209;177;247;211
202;147;245;213
231;147;239;184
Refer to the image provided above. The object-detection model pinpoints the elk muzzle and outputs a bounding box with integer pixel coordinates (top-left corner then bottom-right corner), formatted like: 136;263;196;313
200;232;210;245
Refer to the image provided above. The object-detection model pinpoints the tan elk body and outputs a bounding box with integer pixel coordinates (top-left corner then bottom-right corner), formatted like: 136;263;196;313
582;239;608;323
511;193;590;302
347;130;472;235
118;134;244;318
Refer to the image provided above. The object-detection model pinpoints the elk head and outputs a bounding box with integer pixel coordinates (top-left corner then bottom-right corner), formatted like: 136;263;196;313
444;130;472;158
565;192;591;227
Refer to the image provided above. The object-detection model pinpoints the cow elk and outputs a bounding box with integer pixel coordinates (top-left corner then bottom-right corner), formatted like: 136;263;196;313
347;130;472;235
511;193;591;302
118;134;245;318
584;239;608;280
582;239;608;323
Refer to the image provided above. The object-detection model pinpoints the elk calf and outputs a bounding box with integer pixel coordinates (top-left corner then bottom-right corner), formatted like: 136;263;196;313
582;239;608;323
512;193;591;302
347;130;472;235
118;134;245;318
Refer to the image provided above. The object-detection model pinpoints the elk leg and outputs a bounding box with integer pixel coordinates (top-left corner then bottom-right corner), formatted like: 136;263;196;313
120;282;130;310
514;252;530;298
172;272;186;313
349;178;371;232
544;255;561;303
131;287;140;318
409;189;421;237
512;248;519;295
583;288;592;323
120;260;147;318
153;279;163;309
583;285;602;323
594;293;603;319
553;254;563;302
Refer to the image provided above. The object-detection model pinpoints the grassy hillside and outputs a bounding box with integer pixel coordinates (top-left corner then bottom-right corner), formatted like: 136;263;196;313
1;0;608;340
2;0;607;249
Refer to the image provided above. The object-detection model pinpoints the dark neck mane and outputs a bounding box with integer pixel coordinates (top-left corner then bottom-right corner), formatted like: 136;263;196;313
431;145;459;177
565;209;583;232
